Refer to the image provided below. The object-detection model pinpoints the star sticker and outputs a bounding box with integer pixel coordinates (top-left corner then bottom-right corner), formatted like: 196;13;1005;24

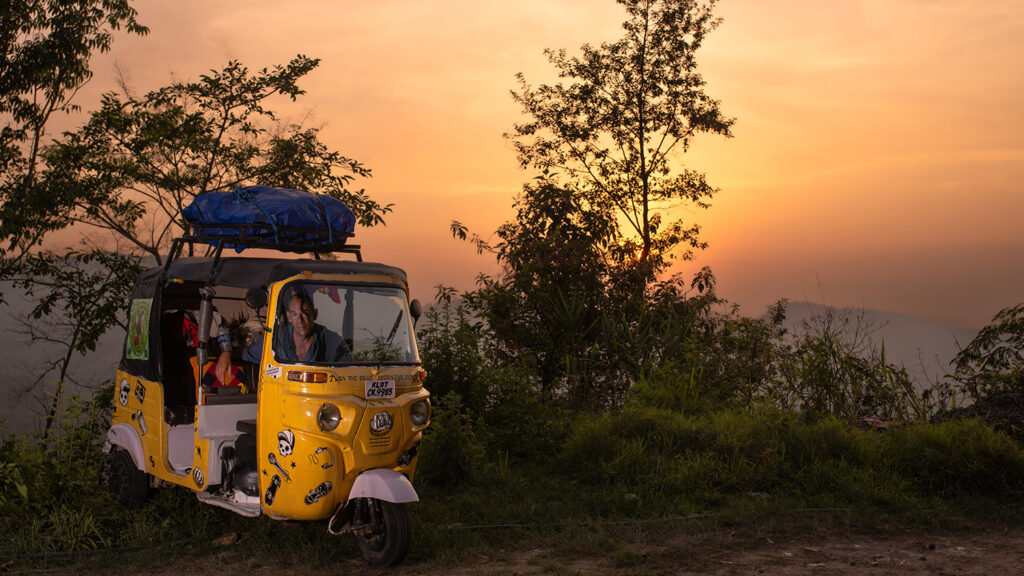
290;461;296;468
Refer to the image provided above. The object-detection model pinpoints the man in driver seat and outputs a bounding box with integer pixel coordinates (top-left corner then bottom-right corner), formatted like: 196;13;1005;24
272;290;351;363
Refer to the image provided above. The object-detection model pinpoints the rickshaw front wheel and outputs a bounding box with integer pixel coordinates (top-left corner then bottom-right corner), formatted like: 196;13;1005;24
108;449;149;507
355;499;411;567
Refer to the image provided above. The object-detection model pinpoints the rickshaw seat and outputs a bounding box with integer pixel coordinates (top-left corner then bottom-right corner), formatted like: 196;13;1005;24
236;419;257;435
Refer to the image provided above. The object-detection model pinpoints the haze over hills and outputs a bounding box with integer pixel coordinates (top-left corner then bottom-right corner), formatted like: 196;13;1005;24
0;290;978;434
779;301;977;390
0;287;124;435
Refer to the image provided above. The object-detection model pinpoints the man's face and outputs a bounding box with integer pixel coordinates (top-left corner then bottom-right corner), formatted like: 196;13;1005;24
287;298;316;337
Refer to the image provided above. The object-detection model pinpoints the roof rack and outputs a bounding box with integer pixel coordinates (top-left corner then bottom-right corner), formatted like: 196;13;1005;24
162;223;363;281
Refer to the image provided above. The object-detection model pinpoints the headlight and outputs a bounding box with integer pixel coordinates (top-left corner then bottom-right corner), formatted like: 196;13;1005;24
318;403;341;432
410;400;430;426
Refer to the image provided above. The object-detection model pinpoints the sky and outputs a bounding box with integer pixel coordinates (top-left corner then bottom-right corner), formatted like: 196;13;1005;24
65;0;1024;330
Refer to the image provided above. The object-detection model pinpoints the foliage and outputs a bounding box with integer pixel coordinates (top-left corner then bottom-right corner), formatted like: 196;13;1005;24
416;286;564;463
0;0;148;258
775;307;928;423
508;0;733;275
0;384;115;554
0;248;141;439
453;179;618;400
560;406;1024;510
417;285;493;415
33;55;386;263
0;0;147;445
0;460;28;506
953;303;1024;400
1;50;388;425
453;0;735;407
885;419;1024;499
415;393;485;487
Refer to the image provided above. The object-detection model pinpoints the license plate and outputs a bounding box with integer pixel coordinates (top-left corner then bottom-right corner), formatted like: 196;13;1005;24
365;379;396;399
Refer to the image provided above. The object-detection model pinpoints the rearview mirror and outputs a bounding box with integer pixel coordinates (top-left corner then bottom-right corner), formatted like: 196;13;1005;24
245;287;268;311
410;298;422;327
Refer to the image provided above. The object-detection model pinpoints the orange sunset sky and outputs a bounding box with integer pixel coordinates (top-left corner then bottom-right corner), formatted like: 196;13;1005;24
68;0;1024;329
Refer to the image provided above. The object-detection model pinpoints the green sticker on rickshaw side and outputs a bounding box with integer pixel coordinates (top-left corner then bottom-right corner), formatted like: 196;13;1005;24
126;298;152;360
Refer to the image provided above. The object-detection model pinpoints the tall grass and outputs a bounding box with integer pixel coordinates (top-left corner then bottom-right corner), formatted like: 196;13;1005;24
559;406;1024;513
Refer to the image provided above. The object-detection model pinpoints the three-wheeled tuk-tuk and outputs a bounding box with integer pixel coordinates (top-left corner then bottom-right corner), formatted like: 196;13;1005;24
105;186;430;567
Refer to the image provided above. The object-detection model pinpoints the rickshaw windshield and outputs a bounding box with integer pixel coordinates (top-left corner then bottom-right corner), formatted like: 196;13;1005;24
272;282;420;365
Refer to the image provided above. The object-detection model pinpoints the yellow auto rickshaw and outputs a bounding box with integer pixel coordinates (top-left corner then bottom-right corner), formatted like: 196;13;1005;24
105;186;430;566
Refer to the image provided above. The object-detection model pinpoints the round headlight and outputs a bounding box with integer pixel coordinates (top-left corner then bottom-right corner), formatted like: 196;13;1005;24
318;403;341;432
410;400;430;426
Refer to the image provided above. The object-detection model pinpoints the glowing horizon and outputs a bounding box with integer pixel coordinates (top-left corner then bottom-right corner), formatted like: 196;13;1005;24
48;0;1024;329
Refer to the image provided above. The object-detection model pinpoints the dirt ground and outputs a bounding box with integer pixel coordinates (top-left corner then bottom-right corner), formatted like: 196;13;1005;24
55;522;1022;576
442;526;1024;576
389;526;1024;576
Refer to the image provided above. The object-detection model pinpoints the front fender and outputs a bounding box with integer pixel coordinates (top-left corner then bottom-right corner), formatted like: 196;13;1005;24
107;423;145;471
348;469;418;503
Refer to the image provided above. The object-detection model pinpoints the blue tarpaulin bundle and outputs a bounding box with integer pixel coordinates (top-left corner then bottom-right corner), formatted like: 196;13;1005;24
182;186;356;252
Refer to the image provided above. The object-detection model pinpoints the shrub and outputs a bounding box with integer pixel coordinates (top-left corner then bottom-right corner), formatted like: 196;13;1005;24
884;419;1024;498
416;393;486;487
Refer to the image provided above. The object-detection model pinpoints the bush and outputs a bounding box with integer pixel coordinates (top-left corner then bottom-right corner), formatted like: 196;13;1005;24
884;419;1024;498
416;393;486;487
558;406;1024;512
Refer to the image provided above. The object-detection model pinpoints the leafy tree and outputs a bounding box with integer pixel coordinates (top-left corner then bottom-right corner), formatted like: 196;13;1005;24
953;304;1024;400
417;285;492;415
508;0;733;280
1;0;147;259
5;249;141;439
33;55;387;263
453;179;616;398
451;0;732;407
1;51;386;432
0;0;145;434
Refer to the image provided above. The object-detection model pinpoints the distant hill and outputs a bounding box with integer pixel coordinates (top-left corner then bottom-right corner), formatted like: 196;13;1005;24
0;287;124;434
779;301;977;389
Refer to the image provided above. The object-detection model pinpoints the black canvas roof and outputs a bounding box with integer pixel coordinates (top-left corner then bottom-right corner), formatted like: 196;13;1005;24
138;257;408;291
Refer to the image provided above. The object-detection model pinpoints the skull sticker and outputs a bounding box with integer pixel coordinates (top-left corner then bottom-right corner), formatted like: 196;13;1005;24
118;379;130;407
277;430;295;456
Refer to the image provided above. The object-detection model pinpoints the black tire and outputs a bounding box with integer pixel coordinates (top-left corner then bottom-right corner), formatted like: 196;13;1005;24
108;449;149;507
355;499;411;567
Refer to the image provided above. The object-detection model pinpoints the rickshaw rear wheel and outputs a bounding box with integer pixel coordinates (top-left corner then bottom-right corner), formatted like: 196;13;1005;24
355;499;411;567
108;449;149;507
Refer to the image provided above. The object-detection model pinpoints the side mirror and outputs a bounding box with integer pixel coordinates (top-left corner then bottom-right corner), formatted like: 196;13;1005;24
409;298;422;327
245;287;268;311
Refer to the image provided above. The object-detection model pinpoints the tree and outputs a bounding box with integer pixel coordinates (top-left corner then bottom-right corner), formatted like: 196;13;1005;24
508;0;732;280
5;249;141;440
32;55;387;264
449;0;732;407
1;0;147;260
1;51;386;433
0;0;146;434
453;178;617;399
953;304;1024;400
